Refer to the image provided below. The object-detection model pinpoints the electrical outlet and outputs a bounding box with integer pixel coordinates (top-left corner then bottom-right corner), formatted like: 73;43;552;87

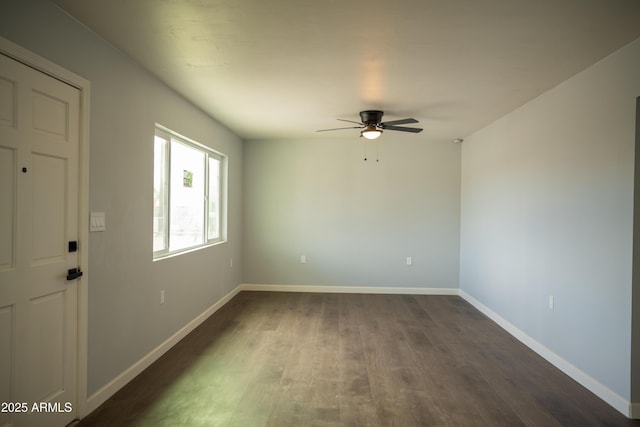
300;255;306;264
160;290;165;305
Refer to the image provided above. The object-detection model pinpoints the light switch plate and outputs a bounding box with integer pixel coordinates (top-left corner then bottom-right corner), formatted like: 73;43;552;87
90;212;106;232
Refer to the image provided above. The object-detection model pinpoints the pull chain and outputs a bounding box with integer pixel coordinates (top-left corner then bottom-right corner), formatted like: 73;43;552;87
362;140;382;162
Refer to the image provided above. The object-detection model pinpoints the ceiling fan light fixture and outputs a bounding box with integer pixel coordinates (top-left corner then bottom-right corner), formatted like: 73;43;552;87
361;125;382;140
316;110;422;137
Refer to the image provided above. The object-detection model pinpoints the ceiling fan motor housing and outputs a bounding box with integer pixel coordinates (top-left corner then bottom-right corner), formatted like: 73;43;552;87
360;110;384;125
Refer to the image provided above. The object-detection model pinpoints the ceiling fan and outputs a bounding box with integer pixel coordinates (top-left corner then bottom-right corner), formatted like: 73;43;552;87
316;110;423;139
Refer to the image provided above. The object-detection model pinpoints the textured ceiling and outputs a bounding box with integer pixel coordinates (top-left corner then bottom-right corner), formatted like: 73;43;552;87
53;0;640;141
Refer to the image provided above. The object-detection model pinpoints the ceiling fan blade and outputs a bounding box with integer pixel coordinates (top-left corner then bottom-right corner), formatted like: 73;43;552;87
316;126;364;132
381;118;419;126
336;118;364;125
382;125;423;133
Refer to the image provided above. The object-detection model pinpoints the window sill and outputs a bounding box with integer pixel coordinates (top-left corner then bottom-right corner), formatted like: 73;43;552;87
153;239;227;262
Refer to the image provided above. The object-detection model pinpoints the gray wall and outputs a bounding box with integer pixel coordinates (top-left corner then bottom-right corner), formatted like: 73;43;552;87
1;0;243;396
460;38;640;400
242;137;461;289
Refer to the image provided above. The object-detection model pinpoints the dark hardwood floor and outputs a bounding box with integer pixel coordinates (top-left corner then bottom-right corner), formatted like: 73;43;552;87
77;292;639;426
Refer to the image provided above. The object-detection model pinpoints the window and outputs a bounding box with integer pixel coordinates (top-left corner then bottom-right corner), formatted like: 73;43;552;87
153;125;226;259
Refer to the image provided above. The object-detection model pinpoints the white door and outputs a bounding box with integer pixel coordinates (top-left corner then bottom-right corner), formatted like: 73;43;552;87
0;53;80;427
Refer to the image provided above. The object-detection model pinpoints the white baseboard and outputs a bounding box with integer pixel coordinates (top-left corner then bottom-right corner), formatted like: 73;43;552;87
84;285;242;415
239;283;459;295
459;290;632;418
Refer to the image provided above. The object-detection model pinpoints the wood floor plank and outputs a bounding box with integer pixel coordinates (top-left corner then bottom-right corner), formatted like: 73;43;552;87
77;292;640;426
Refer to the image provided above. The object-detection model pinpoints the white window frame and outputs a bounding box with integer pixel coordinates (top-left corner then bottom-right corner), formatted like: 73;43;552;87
153;124;226;260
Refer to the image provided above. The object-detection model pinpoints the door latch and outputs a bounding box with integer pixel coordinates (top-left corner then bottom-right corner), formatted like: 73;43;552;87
66;267;83;281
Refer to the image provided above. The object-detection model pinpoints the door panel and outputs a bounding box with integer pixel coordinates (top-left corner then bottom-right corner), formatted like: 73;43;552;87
32;91;69;139
0;76;15;127
0;304;14;426
0;52;80;427
31;153;66;264
25;291;66;400
0;147;14;270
